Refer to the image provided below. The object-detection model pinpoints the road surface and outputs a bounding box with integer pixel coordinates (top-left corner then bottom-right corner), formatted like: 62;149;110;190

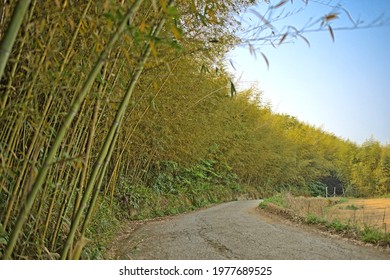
107;200;390;259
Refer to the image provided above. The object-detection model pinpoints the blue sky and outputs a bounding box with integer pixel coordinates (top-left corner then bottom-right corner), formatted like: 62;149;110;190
227;0;390;145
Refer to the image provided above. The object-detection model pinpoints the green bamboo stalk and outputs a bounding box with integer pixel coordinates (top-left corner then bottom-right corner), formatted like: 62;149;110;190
60;1;173;259
0;0;36;111
48;168;82;253
72;99;100;219
80;126;119;240
104;61;177;198
1;23;57;233
1;0;145;260
0;0;31;81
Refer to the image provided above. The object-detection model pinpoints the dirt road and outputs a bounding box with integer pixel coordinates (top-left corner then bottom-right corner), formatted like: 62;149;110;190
108;200;390;259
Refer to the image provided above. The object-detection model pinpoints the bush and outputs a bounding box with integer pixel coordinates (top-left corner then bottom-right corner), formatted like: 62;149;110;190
308;181;327;197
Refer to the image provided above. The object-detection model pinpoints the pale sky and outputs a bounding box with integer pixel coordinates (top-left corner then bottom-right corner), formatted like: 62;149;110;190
227;0;390;145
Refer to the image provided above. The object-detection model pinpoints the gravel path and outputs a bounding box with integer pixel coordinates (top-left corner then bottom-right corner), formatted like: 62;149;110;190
108;200;390;259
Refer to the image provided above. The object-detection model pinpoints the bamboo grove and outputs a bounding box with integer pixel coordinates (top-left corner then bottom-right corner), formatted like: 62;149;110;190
0;0;389;259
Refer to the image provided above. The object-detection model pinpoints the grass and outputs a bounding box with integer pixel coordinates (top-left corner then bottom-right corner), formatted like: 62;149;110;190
341;204;361;210
259;193;287;209
305;213;327;225
360;226;390;245
260;192;390;247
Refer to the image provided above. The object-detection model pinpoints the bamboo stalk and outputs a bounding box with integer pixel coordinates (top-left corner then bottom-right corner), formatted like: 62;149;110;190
73;99;100;219
80;126;119;238
2;23;56;229
2;0;145;260
0;0;31;81
60;1;173;259
105;60;177;198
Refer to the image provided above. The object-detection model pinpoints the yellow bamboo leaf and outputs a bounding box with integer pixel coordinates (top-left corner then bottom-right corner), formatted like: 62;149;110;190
122;47;132;64
96;43;103;52
153;81;158;91
140;19;147;33
171;24;181;40
67;18;75;31
325;13;339;22
103;0;110;10
149;41;157;58
208;9;217;23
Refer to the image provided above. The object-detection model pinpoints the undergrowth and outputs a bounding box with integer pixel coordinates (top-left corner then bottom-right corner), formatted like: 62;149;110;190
84;159;260;258
116;159;259;220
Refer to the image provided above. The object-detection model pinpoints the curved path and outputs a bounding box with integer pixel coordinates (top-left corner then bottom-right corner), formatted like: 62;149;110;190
109;200;390;259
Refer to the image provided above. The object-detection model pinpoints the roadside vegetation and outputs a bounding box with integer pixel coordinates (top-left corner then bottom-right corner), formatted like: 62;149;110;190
1;0;389;259
259;193;390;247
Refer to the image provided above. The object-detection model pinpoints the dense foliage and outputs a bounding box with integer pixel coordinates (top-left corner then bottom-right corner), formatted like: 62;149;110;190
0;0;389;259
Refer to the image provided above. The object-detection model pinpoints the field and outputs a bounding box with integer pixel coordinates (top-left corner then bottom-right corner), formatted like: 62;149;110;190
269;194;390;233
327;198;390;232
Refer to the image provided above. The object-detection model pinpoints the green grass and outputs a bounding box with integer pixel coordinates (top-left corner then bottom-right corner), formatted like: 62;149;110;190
305;213;327;225
327;219;351;233
360;226;390;245
259;193;287;209
341;204;361;210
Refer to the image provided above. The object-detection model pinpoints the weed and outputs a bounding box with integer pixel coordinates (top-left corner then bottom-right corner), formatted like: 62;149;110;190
337;197;349;204
327;219;349;233
360;226;384;244
82;198;121;259
342;204;361;210
305;213;326;225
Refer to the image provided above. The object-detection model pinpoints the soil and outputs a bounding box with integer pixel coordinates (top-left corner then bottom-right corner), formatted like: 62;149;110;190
106;200;390;259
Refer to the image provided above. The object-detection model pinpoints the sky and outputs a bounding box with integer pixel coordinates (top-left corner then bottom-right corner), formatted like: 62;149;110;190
227;0;390;145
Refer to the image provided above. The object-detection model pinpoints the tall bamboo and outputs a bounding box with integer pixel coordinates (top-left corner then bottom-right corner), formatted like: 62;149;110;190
0;0;30;81
1;0;145;260
60;1;174;259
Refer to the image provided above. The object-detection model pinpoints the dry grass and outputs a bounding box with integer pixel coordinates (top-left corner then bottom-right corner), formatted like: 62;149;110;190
282;194;390;233
328;198;390;232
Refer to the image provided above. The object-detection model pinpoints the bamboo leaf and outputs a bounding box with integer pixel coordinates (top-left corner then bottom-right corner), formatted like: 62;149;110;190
274;0;288;9
248;43;256;59
171;24;182;40
230;80;236;97
250;9;274;30
297;33;310;47
149;41;157;58
208;9;217;24
229;59;236;71
278;33;288;45
325;13;339;22
328;25;335;42
261;52;270;70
